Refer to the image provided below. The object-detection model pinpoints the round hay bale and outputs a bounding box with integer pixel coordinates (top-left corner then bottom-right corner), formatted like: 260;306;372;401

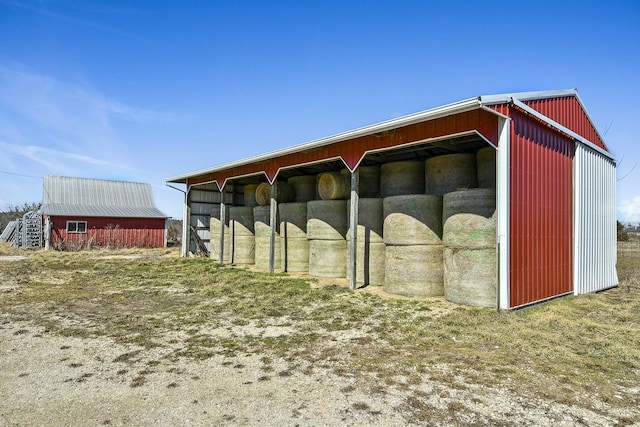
383;195;442;245
288;175;317;202
443;189;496;248
318;172;350;200
229;206;254;236
254;235;281;271
253;205;278;238
347;240;385;286
380;161;425;197
280;237;309;272
340;166;380;198
309;239;347;278
209;215;230;263
243;184;259;207
307;200;348;240
231;235;255;265
425;153;478;195
279;202;307;238
444;247;496;307
347;198;383;244
255;181;296;206
476;146;496;188
384;244;444;297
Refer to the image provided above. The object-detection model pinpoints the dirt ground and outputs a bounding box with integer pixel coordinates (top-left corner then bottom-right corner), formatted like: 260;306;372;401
1;319;635;426
1;248;639;426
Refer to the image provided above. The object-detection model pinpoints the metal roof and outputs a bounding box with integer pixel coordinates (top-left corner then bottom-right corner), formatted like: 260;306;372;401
42;176;167;218
166;88;611;184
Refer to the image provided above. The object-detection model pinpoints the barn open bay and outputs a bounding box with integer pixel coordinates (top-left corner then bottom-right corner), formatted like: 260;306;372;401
1;243;638;425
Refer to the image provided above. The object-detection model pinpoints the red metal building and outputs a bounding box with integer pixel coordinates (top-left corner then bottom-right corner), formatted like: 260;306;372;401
42;176;168;249
167;89;618;309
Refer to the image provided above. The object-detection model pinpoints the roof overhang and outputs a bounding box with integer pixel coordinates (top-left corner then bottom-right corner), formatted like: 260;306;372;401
166;97;487;184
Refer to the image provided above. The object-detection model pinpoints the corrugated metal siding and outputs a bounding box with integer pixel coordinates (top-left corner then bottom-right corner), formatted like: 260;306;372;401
49;216;166;248
188;187;217;253
187;109;499;188
524;97;606;150
574;144;618;293
508;108;575;308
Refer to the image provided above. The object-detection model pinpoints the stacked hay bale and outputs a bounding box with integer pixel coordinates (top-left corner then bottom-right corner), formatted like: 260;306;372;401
253;205;280;271
442;189;496;307
243;184;259;207
380;160;425;197
425;153;477;195
347;198;384;286
287;175;316;202
307;200;348;277
476;146;496;188
383;195;443;297
279;202;309;272
255;181;296;206
209;204;230;263
229;206;255;265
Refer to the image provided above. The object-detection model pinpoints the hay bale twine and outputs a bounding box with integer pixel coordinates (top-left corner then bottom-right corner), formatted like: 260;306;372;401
347;198;383;244
280;237;309;272
384;244;444;297
383;195;442;245
243;184;259;207
255;235;281;271
309;239;347;278
307;200;348;240
229;206;254;236
253;205;278;238
318;172;350;200
340;166;380;198
255;181;296;206
476;146;496;188
380;161;425;197
288;175;317;202
443;189;496;247
209;205;230;263
347;240;385;286
444;247;496;307
231;235;255;265
279;202;307;238
425;153;478;195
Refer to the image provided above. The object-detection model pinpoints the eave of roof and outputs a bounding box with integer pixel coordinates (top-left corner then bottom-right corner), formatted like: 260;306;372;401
166;89;612;183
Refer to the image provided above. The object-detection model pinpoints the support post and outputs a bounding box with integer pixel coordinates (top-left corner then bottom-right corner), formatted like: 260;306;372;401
181;188;190;258
219;187;226;264
269;182;277;273
348;169;359;290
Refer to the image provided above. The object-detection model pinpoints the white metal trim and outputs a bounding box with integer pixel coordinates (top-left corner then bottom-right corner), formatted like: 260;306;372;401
497;117;511;309
480;89;578;106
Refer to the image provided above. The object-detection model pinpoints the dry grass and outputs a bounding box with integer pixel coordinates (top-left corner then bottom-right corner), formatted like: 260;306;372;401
1;241;639;422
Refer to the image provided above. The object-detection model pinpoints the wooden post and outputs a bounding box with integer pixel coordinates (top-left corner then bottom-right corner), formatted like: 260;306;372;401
181;189;190;258
349;169;359;290
219;187;225;264
269;182;277;273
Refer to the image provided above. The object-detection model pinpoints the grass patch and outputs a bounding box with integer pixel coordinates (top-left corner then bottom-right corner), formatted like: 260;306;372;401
1;243;639;417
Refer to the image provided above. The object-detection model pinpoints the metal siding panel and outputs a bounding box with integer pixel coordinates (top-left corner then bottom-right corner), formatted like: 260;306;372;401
49;216;165;247
574;144;618;294
509;109;574;308
524;97;606;150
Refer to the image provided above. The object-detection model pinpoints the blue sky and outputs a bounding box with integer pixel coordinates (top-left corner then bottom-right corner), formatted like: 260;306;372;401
0;0;639;221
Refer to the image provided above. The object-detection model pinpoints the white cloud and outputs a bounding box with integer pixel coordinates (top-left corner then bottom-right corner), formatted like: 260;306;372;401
619;196;640;225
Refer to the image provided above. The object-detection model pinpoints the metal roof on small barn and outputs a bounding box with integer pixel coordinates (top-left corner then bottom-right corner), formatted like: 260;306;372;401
42;176;167;218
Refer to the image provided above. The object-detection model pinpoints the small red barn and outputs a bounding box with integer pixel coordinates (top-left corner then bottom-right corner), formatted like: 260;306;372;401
42;176;168;249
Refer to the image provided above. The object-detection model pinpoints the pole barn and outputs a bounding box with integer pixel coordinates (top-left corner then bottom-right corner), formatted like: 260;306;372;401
167;89;618;309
